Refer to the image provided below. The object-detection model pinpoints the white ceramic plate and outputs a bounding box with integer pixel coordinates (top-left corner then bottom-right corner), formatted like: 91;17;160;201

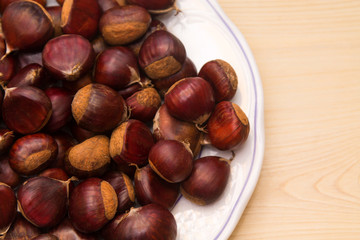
49;0;265;239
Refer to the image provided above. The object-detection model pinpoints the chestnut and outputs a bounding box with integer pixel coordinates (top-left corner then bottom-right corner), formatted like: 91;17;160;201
126;0;177;14
69;121;96;143
102;204;177;240
181;155;231;205
0;0;46;13
118;74;152;100
153;104;203;157
62;73;93;94
50;218;97;240
17;50;43;69
9;133;58;176
30;234;58;240
198;59;238;102
110;119;154;167
134;165;179;209
64;135;111;178
46;6;63;37
50;132;77;169
0;155;21;188
153;57;197;97
2;86;52;134
71;83;127;133
0;128;14;155
103;171;135;213
149;139;193;183
139;30;186;79
0;55;17;85
61;0;101;40
99;5;151;45
42;34;95;81
97;0;126;13
4;213;41;240
17;176;74;228
94;46;140;90
0;183;17;238
39;168;69;181
69;178;118;233
7;63;49;89
92;35;108;57
207;101;250;150
164;77;215;125
1;0;53;52
0;36;5;57
126;87;161;123
44;87;73;133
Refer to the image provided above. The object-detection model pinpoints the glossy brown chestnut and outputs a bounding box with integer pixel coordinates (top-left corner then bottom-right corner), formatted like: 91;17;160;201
17;50;43;69
17;176;74;228
164;77;215;124
0;155;21;188
4;213;41;240
50;132;77;169
61;0;101;40
181;156;231;205
153;57;197;97
134;165;179;209
46;6;63;37
126;87;161;122
0;0;46;13
153;104;203;157
50;218;97;240
1;1;53;52
103;171;135;213
126;0;176;14
39;168;69;181
110;119;154;167
94;46;140;90
44;87;73;132
2;86;52;134
9;133;58;176
42;34;95;81
139;30;186;79
69;121;96;143
69;178;118;233
0;129;14;155
62;72;93;94
207;101;250;150
30;234;58;240
0;55;17;85
99;5;151;45
102;204;177;240
198;59;238;102
149;139;193;183
7;63;49;89
65;135;111;178
117;74;152;100
71;83;127;133
0;183;16;237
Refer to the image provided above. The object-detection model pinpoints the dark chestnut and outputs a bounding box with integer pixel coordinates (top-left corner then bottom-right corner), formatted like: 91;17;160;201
103;171;135;213
110;119;154;167
181;155;231;205
69;178;118;233
0;0;46;13
46;6;63;37
0;155;21;188
134;165;179;209
42;34;95;81
207;101;250;150
71;83;127;133
30;234;58;240
0;55;17;85
50;132;77;169
99;5;151;45
139;30;186;79
94;46;140;90
1;1;53;52
39;168;69;181
50;218;97;240
164;77;215;124
64;135;111;178
7;63;49;89
126;87;161;122
2;86;52;134
4;213;41;240
92;35;108;57
69;121;96;143
153;104;203;157
149;139;193;183
0;183;16;238
0;36;5;57
97;0;126;13
198;59;238;102
17;50;43;69
61;0;101;40
62;73;92;94
0;129;14;155
9;133;58;176
126;0;177;14
44;87;73;132
17;176;74;228
117;74;152;100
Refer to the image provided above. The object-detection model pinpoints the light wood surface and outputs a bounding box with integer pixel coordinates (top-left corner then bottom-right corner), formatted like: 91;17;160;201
216;0;360;239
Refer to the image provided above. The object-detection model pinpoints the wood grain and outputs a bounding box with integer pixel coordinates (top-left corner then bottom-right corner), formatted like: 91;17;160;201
215;0;360;239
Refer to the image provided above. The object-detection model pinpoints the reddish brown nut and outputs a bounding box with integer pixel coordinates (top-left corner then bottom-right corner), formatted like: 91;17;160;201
207;101;250;150
17;50;43;69
50;132;77;169
0;183;17;237
3;213;41;240
97;0;126;13
0;36;5;57
7;63;49;89
0;129;14;155
92;35;108;57
0;155;22;188
126;0;177;14
71;83;127;133
139;30;186;80
0;55;17;85
39;168;69;181
69;121;96;143
126;87;161;123
62;72;93;94
50;218;97;240
99;5;151;45
9;133;58;176
0;0;46;14
30;234;59;240
61;0;101;40
46;6;63;37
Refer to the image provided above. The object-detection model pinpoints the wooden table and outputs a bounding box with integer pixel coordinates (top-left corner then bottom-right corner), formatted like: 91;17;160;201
216;1;360;239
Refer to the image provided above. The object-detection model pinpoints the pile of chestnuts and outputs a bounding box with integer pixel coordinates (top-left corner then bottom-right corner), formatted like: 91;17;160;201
0;0;250;239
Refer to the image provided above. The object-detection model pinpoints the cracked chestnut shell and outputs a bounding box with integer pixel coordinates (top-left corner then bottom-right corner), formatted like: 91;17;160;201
139;30;186;79
0;183;16;238
42;34;95;81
